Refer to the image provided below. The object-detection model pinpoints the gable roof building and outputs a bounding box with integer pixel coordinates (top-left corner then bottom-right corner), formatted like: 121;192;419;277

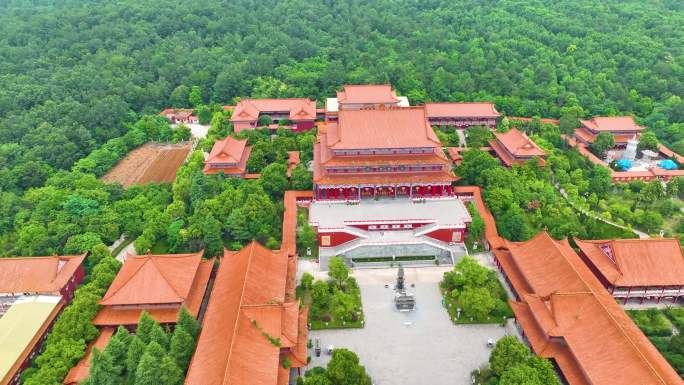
312;107;456;199
93;251;213;326
424;102;500;129
489;128;546;166
203;136;252;176
575;116;645;145
0;255;86;297
493;232;683;385
184;242;308;385
231;98;317;133
575;238;684;304
325;84;409;118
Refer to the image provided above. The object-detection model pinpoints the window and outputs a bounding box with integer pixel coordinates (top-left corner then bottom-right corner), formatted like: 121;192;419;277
321;236;331;246
369;225;377;230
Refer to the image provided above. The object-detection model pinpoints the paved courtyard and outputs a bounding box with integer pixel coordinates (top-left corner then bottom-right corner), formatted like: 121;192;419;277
306;266;512;385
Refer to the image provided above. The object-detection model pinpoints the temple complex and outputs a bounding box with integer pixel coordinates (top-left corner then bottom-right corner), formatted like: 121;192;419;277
493;232;682;385
313;107;457;200
231;98;317;133
185;242;308;385
203;136;252;176
488;128;546;166
575;238;684;304
574;116;645;146
325;84;409;120
424;102;499;129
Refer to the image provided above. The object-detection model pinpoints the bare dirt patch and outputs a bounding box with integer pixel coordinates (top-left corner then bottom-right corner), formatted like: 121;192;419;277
101;142;191;187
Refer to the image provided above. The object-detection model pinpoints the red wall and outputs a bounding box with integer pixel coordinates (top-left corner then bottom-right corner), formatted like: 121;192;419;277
424;228;465;243
59;264;85;302
317;231;359;247
294;120;315;132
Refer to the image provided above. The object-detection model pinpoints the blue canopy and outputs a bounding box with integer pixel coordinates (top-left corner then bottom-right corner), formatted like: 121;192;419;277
660;159;678;170
616;159;632;171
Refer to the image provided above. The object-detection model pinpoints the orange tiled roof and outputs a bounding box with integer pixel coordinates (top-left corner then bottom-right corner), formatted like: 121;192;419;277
203;136;252;175
658;144;684;164
328;108;441;150
231;99;316;122
286;151;300;177
93;257;213;326
574;127;635;144
184;242;308;385
0;254;86;294
575;238;684;287
337;84;399;104
496;232;683;385
424;102;500;118
493;128;545;158
100;251;204;306
580;116;645;133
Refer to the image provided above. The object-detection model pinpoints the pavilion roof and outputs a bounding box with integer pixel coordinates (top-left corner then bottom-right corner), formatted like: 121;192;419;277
206;136;248;164
0;254;86;295
574;238;684;287
493;128;545;157
336;84;399;104
99;251;204;306
424;102;500;118
503;232;589;297
327;107;441;150
496;232;683;385
185;242;307;385
580;116;644;133
231;98;316;121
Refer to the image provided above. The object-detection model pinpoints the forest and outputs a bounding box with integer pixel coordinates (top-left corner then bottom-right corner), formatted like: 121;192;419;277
0;0;683;192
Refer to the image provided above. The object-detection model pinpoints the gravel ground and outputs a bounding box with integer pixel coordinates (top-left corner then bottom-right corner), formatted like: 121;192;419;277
306;266;511;385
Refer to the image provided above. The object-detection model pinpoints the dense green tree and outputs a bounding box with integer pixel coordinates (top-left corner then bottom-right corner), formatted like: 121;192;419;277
325;349;372;385
590;132;615;158
260;163;289;199
84;349;118;385
328;256;349;287
458;287;496;321
169;326;195;370
290;165;313;190
158;355;183;385
490;336;530;376
188;86;202;108
456;149;501;186
638;131;659;153
176;307;200;340
125;336;147;383
135;312;157;345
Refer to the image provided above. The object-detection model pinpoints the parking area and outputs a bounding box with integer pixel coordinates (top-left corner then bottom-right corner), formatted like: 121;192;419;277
306;266;511;385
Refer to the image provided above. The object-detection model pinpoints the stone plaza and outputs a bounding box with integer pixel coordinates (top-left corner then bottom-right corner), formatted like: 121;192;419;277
305;266;514;385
